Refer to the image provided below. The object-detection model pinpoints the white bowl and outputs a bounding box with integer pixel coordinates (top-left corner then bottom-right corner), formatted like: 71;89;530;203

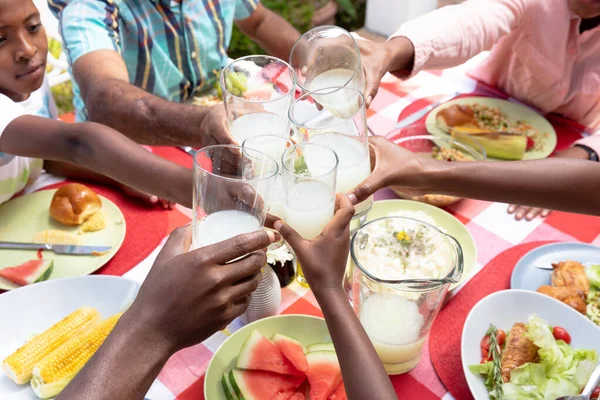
0;276;140;399
461;289;600;400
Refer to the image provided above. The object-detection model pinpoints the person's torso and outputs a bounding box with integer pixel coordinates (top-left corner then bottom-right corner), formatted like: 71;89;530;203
72;0;240;121
0;75;57;204
469;0;600;130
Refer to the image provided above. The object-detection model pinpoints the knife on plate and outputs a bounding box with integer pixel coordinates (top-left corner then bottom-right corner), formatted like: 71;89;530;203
535;261;599;270
383;91;460;137
0;241;112;255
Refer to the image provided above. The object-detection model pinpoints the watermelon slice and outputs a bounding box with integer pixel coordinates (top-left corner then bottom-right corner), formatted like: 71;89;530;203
243;83;274;101
221;373;239;400
0;260;53;286
306;351;342;400
328;381;347;400
307;343;335;353
288;393;305;400
272;334;308;373
229;370;304;400
237;330;302;375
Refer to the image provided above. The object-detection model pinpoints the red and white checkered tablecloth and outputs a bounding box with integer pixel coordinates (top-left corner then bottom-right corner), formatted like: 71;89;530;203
31;65;600;400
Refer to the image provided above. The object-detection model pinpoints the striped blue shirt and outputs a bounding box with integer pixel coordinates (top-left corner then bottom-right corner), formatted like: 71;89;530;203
49;0;259;121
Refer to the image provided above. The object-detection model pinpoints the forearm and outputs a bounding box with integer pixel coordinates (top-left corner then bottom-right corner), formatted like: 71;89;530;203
57;310;173;400
43;160;120;187
85;78;209;146
313;288;396;400
424;159;600;215
239;9;300;61
1;116;192;207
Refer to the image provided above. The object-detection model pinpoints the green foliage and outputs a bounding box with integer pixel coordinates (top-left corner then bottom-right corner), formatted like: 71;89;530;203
46;38;75;115
228;0;366;60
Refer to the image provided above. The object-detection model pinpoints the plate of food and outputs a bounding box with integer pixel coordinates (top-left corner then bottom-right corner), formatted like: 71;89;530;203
364;200;477;290
204;314;347;400
425;97;557;160
511;242;600;327
462;289;600;400
0;183;126;290
0;275;139;399
392;135;486;207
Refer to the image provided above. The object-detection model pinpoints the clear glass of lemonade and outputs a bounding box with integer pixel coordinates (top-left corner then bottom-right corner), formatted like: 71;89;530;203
192;145;279;252
289;86;372;218
220;55;296;145
281;143;338;286
350;217;464;375
289;25;365;101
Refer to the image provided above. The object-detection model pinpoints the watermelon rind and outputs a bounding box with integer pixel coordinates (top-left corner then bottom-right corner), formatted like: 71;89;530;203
229;371;246;400
307;342;335;353
222;372;239;400
236;330;262;369
236;330;301;375
35;260;54;283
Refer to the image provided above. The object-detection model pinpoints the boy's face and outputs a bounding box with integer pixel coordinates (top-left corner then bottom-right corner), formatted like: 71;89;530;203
0;0;47;101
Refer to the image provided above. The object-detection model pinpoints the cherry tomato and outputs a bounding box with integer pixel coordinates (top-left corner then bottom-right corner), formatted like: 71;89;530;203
480;336;491;358
552;326;571;344
591;387;600;399
496;330;507;347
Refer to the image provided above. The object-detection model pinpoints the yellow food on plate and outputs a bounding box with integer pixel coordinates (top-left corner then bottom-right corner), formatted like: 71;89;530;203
50;183;102;226
2;307;101;385
78;209;106;234
31;313;122;399
33;230;82;245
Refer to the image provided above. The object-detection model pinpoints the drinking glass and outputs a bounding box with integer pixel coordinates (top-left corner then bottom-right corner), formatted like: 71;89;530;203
242;134;294;220
220;55;296;145
192;145;279;251
289;25;365;97
350;217;463;374
289;86;372;218
281;143;339;286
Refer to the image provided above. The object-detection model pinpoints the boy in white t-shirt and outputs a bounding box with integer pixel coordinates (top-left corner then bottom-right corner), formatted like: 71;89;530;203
0;0;190;207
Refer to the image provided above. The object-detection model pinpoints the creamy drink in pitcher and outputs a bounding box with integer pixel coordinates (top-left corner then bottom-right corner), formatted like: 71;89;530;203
230;113;288;145
308;69;362;118
192;210;260;250
284;180;335;239
309;133;372;216
359;294;427;373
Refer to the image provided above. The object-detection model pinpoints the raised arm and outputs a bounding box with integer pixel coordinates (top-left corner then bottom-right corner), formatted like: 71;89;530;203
360;0;527;103
72;50;231;147
275;195;397;400
349;137;600;217
235;3;301;62
0;116;192;207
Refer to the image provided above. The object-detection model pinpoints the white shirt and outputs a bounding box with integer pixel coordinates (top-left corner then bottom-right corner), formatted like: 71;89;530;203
0;75;58;204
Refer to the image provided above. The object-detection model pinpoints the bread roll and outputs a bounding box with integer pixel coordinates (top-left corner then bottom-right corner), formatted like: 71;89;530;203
435;105;477;133
50;183;102;225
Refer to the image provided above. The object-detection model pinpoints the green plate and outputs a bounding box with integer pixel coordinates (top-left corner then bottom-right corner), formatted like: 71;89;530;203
425;97;557;160
0;190;126;290
204;315;330;400
365;200;477;290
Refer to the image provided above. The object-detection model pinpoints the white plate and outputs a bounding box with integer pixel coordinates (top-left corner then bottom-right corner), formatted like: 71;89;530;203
0;276;140;399
461;290;600;400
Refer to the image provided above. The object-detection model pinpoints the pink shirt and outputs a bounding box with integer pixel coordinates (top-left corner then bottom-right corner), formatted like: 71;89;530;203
393;0;600;154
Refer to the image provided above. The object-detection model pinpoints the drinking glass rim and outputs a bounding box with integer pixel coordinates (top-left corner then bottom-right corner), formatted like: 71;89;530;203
241;134;295;149
220;55;297;104
193;144;279;182
281;142;339;179
289;25;362;91
288;86;366;131
350;216;463;290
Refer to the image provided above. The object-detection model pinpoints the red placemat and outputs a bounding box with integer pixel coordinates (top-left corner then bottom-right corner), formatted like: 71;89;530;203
428;241;554;400
40;182;170;276
151;146;195;169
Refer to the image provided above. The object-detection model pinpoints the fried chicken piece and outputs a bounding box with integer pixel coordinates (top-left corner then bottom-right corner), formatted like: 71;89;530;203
500;323;539;382
537;285;588;314
551;261;590;296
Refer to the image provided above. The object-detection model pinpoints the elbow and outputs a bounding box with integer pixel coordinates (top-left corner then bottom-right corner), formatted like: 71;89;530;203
62;123;97;165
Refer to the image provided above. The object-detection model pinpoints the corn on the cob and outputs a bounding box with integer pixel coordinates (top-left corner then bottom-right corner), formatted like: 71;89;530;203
31;313;122;399
2;307;101;385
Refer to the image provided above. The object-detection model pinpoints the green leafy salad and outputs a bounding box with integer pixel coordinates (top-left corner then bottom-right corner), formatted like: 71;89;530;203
469;315;598;400
586;264;600;326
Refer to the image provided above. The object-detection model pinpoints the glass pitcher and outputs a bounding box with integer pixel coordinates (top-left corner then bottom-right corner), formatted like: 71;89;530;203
350;216;463;375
